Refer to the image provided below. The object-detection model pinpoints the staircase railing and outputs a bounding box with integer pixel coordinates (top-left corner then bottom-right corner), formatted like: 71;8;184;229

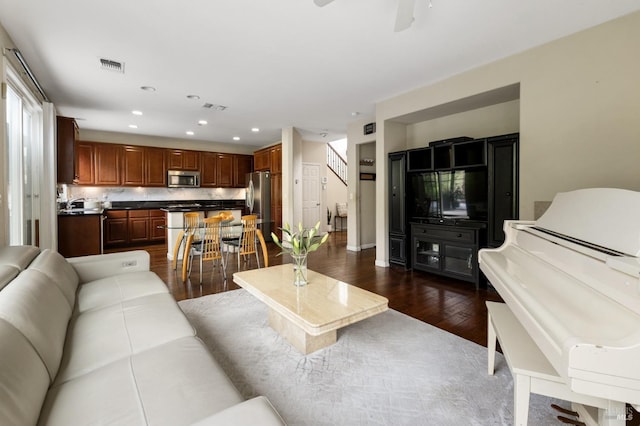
327;144;347;186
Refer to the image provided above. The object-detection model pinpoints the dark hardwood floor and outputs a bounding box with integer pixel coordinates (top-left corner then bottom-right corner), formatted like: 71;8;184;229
130;231;503;347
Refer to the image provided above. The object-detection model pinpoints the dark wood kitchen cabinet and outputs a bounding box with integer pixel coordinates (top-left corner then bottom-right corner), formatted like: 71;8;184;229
270;144;282;173
94;143;122;186
122;146;166;187
74;141;95;185
145;147;167;186
233;154;253;187
168;149;200;170
58;214;102;257
104;210;128;246
122;145;145;186
104;209;166;247
200;152;219;187
216;153;234;187
56;116;79;184
128;210;150;243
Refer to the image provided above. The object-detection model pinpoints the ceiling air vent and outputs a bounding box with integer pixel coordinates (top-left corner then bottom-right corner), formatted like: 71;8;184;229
202;103;227;111
99;58;125;73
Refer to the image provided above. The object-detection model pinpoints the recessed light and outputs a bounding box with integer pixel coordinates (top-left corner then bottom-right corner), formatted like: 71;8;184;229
198;120;208;126
132;110;143;116
128;124;138;129
251;128;260;132
233;136;240;141
187;95;200;100
351;112;360;116
186;131;194;136
140;86;156;92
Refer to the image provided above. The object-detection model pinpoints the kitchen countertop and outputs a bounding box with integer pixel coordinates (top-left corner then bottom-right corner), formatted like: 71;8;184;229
58;199;245;215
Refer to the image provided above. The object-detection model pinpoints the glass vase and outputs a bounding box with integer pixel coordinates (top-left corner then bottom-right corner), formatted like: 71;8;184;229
291;253;308;286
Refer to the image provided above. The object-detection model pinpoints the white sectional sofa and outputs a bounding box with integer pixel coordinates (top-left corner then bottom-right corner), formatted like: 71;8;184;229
0;246;285;426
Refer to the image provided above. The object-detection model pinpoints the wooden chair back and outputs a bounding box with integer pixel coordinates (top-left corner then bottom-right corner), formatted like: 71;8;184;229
200;216;223;262
239;215;258;257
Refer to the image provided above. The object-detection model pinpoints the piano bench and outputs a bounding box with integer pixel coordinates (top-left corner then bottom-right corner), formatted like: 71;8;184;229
486;302;626;426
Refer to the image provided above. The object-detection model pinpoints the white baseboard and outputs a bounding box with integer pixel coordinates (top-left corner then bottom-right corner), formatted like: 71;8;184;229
360;243;375;250
375;259;390;267
346;245;361;252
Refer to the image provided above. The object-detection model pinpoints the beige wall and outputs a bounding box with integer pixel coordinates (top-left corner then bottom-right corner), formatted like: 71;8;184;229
358;142;376;248
375;11;640;265
80;129;258;154
405;100;520;147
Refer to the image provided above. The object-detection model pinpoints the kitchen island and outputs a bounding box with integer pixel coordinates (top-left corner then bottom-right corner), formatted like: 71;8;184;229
161;200;245;261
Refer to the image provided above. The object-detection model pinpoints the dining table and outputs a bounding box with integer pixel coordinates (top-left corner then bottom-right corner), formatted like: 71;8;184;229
159;219;270;281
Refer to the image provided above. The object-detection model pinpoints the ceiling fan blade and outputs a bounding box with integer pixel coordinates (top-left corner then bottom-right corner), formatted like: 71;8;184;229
314;0;335;6
394;0;417;32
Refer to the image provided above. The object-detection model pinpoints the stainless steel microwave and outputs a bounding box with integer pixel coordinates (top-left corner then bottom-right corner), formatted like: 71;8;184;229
167;170;200;188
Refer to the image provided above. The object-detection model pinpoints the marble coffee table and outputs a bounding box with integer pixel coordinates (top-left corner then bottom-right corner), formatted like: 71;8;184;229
233;264;388;354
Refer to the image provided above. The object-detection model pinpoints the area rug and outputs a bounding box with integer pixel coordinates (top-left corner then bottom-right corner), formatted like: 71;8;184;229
178;289;562;425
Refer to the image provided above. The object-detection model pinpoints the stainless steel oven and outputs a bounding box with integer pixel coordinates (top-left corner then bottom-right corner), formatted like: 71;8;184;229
167;170;200;188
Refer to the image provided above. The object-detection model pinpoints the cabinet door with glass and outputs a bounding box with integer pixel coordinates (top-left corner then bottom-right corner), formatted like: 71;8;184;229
413;238;441;271
442;244;475;279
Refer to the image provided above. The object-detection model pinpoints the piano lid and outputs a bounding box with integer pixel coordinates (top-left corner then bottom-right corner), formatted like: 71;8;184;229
536;188;640;257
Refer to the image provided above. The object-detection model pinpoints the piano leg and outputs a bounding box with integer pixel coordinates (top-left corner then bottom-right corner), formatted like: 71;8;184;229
487;309;496;375
514;375;532;426
571;401;627;426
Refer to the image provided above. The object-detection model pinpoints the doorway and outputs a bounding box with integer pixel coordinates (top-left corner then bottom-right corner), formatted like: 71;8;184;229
302;163;321;229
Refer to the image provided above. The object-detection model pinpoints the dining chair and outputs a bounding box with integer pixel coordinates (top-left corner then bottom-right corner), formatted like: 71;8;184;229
225;214;260;270
256;228;269;268
185;216;226;283
174;212;201;272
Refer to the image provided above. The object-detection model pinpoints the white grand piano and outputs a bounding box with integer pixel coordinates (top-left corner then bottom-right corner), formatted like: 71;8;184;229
479;188;640;425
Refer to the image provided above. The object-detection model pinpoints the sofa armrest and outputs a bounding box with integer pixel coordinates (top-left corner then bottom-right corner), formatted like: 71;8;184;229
190;396;286;426
67;250;150;283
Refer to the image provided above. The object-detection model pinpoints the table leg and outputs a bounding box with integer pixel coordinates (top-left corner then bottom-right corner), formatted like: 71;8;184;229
268;308;336;354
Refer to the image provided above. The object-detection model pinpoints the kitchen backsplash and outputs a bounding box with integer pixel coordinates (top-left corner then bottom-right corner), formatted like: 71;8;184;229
59;185;245;202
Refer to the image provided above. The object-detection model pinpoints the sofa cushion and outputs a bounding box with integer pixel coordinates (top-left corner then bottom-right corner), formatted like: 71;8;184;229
75;270;169;314
0;269;71;382
40;337;244;426
0;245;40;270
56;293;195;383
0;265;18;291
0;319;51;426
28;249;80;309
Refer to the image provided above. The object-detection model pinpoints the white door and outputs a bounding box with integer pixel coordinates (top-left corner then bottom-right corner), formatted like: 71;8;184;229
302;163;321;229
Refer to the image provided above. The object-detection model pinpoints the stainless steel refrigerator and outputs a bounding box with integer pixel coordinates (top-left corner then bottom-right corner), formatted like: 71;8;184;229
246;171;272;241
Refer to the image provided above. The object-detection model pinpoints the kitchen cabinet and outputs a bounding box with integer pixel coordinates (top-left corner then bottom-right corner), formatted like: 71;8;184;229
104;209;166;247
58;214;102;257
233;154;253;187
200;152;219;187
254;148;270;171
149;210;166;241
216;153;234;187
169;149;200;170
95;143;122;185
74;141;95;185
122;145;145;186
56;116;79;184
145;147;167;186
104;210;128;246
271;172;282;236
270;144;282;173
122;146;166;187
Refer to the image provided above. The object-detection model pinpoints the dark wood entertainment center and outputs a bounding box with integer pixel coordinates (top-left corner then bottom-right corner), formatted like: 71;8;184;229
388;133;519;288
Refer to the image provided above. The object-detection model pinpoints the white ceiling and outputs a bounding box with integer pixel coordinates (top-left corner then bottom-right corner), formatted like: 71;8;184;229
1;0;639;147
